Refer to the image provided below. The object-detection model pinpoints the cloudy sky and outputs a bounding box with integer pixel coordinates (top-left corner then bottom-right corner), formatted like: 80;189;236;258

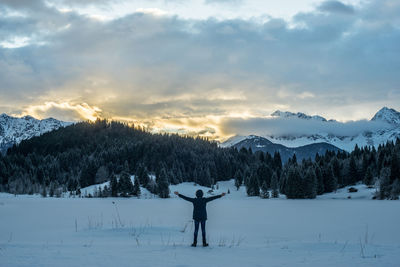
0;0;399;140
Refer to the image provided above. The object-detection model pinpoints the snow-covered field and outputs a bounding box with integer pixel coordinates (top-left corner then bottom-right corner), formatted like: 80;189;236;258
1;181;399;267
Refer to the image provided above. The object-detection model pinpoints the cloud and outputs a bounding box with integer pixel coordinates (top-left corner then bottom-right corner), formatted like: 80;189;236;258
298;91;315;99
220;116;393;138
135;8;168;16
18;102;102;122
53;0;121;7
0;0;399;139
318;1;355;14
204;0;243;5
0;36;31;48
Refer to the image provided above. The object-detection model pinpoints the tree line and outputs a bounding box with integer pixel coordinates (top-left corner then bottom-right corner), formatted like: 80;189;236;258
0;120;263;197
241;138;400;200
0;119;399;199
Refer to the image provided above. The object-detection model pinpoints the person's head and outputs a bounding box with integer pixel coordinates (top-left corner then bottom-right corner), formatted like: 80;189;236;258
195;189;203;198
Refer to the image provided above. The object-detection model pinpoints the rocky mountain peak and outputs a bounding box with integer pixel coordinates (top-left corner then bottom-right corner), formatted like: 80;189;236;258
271;110;327;122
371;107;400;125
0;114;72;153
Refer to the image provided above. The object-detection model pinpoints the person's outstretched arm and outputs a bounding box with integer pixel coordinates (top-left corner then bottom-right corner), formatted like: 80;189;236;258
174;191;194;203
206;192;226;203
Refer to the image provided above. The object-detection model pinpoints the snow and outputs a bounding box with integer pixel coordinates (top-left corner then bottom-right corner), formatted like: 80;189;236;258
220;135;267;148
271;110;328;122
221;108;400;152
222;127;400;152
219;135;248;148
79;176;156;199
371;107;400;125
267;129;400;152
80;181;110;196
317;184;377;200
0;113;72;152
1;180;399;267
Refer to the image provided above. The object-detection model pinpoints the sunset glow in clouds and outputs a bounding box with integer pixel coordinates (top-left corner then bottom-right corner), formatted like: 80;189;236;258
0;0;399;140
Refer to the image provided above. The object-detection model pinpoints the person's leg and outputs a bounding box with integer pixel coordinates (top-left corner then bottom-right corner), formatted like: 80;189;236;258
201;220;208;246
193;220;199;246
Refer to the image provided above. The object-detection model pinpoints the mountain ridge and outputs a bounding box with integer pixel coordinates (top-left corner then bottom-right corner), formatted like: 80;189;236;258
222;107;400;151
0;114;72;153
371;107;400;125
271;110;329;122
232;136;341;162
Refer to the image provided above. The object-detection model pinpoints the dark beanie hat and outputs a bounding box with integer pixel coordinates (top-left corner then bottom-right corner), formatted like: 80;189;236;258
196;189;203;198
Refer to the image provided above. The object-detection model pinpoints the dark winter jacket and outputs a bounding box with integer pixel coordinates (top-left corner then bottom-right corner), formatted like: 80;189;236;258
178;194;222;221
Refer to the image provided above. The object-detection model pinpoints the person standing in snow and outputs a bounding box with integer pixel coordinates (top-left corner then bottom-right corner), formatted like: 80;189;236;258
174;189;226;247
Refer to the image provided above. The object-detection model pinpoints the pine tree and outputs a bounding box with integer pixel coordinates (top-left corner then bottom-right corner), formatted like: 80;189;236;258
234;169;243;190
146;179;157;195
290;154;297;165
361;153;369;180
285;166;303;199
390;180;400;200
41;184;47;198
379;167;391;199
137;164;150;187
257;163;272;189
119;171;133;197
156;168;170;198
271;172;279;198
110;174;118;197
102;185;111;197
93;186;98;197
273;152;282;171
364;167;374;186
95;166;109;184
123;160;130;173
315;165;324;195
353;144;361;158
246;171;260;196
49;182;55;197
303;168;317;199
377;149;385;172
79;161;97;188
132;175;141;197
260;181;270;199
67;179;78;192
55;188;62;198
203;167;212;187
331;157;342;186
390;152;400;183
323;165;337;193
348;156;359;184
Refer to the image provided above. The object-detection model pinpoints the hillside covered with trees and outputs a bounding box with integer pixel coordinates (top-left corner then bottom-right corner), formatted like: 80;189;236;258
0;120;399;199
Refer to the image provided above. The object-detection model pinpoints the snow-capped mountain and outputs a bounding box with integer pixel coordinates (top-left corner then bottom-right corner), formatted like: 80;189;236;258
232;135;341;162
271;110;329;122
0;113;72;153
371;107;400;125
222;107;400;152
